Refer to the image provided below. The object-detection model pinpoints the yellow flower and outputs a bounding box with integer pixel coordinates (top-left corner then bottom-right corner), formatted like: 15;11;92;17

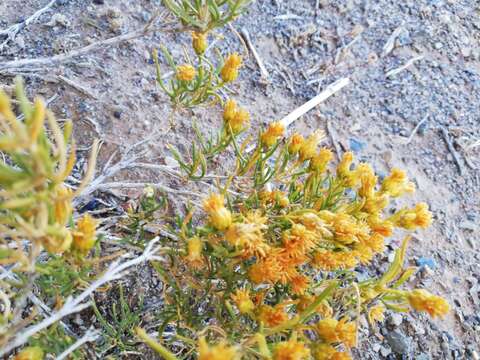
273;338;311;360
407;289;449;318
14;347;44;360
316;318;356;348
337;151;356;187
203;193;232;230
231;289;255;314
288;133;305;154
299;130;324;161
223;99;238;122
231;109;250;134
176;64;196;81
225;222;269;258
185;237;203;267
367;303;386;324
313;249;357;271
248;255;281;284
198;337;238;360
223;99;250;134
261;121;285;147
367;216;393;237
310;148;333;173
290;275;310;295
192;31;208;55
282;224;317;258
381;168;415;197
319;211;369;245
355;163;377;198
257;304;289;327
313;344;352;360
392;202;432;230
220;53;242;82
316;318;339;343
72;213;97;254
353;243;374;264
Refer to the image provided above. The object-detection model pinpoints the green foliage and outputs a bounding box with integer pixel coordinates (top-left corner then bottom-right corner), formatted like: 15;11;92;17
92;285;145;356
163;0;252;32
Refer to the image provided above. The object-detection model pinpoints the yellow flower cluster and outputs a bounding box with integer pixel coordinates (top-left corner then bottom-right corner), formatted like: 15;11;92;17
313;344;352;360
176;64;196;82
261;121;285;147
316;318;357;348
223;99;250;134
221;53;242;82
203;193;232;230
273;338;310;360
407;289;450;318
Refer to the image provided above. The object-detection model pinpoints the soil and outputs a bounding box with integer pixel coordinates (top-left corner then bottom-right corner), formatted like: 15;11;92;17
1;0;479;359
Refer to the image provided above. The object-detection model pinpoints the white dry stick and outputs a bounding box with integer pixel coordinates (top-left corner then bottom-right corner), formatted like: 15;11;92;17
385;55;424;78
0;0;58;51
56;328;100;360
280;77;350;128
0;238;162;357
245;77;350;153
403;115;428;144
335;33;362;64
241;27;270;80
382;25;404;57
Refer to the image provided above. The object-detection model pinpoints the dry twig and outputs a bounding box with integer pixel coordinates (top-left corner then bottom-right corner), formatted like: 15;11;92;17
382;24;404;57
385;55;424;78
440;126;465;175
241;27;270;80
0;238;163;357
403;115;428;144
0;0;58;51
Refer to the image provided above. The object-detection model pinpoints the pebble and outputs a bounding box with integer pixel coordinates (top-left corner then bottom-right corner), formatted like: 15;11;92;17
47;13;70;27
386;330;412;355
434;42;444;50
416;257;437;270
380;346;392;357
349;138;365;153
389;313;403;327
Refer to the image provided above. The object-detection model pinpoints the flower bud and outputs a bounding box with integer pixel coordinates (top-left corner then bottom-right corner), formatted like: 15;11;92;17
192;31;208;55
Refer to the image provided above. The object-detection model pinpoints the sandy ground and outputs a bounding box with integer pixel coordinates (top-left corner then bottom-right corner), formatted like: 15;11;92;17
1;0;479;358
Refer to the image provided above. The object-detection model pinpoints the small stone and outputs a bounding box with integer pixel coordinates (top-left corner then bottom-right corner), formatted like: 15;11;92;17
434;42;443;50
349;138;365;153
113;110;122;119
47;13;70;27
380;346;392;357
386;330;411;355
389;313;403;327
416;257;437;270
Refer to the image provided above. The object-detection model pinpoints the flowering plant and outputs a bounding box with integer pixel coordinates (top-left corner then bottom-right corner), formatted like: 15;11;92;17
138;122;449;359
